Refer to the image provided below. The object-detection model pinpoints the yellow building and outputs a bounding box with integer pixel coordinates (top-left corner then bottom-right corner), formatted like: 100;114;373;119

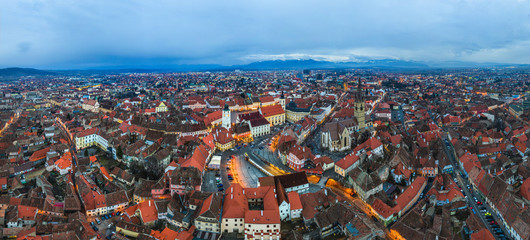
285;101;311;123
75;128;108;151
260;104;286;126
156;102;168;113
211;128;235;151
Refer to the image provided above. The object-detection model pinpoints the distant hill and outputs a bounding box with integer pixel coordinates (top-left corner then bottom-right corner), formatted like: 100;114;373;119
0;67;56;80
234;59;429;70
2;59;530;76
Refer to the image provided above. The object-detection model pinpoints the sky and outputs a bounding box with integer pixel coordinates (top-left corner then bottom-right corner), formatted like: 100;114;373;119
1;0;530;69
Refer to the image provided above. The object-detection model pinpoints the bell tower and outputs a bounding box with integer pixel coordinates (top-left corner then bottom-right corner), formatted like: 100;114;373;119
222;104;231;130
354;78;366;129
279;91;286;110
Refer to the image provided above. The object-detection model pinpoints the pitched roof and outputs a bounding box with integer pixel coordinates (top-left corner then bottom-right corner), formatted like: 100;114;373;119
336;153;360;170
223;183;248;219
287;191;302;210
100;166;113;181
198;192;223;220
274;172;309;189
244;209;281;224
260;104;285;118
76;127;100;138
138;200;158;224
249;117;270;127
470;229;495;240
29;147;50;162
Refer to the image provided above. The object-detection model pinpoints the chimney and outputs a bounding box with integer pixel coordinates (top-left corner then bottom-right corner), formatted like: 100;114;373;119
261;210;263;216
325;189;327;195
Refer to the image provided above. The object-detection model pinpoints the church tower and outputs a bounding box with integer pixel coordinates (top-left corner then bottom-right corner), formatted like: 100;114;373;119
354;78;366;129
279;91;286;110
222;104;231;130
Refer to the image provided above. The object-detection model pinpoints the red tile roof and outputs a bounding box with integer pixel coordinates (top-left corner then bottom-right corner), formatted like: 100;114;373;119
259;96;275;103
335;153;359;170
244;210;280;224
18;205;37;221
287;191;302;210
470;229;495;240
223;183;247;219
100;166;113;181
395;177;427;210
138;200;158;224
29;147;50;162
204;110;222;126
260;104;285;118
520;177;530;201
76;127;99;138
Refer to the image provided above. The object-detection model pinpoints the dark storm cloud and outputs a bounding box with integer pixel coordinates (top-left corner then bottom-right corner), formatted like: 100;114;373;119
1;0;530;68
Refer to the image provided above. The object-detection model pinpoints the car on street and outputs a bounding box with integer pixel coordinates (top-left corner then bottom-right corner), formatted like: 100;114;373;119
477;201;482;205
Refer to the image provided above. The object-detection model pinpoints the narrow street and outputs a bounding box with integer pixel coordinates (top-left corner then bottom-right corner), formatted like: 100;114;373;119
442;137;511;239
0;111;19;137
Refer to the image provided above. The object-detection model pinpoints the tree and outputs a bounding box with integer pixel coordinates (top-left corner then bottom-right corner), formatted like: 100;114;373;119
116;146;123;160
358;130;372;144
144;157;164;180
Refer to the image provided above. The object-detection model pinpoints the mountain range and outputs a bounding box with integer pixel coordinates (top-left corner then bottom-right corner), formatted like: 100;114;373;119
1;59;529;77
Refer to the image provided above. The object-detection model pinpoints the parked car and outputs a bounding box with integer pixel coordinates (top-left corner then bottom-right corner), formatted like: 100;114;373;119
217;184;223;188
218;188;224;192
96;218;101;224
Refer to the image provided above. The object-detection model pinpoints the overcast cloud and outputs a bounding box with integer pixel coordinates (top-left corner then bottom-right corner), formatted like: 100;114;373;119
1;0;530;69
